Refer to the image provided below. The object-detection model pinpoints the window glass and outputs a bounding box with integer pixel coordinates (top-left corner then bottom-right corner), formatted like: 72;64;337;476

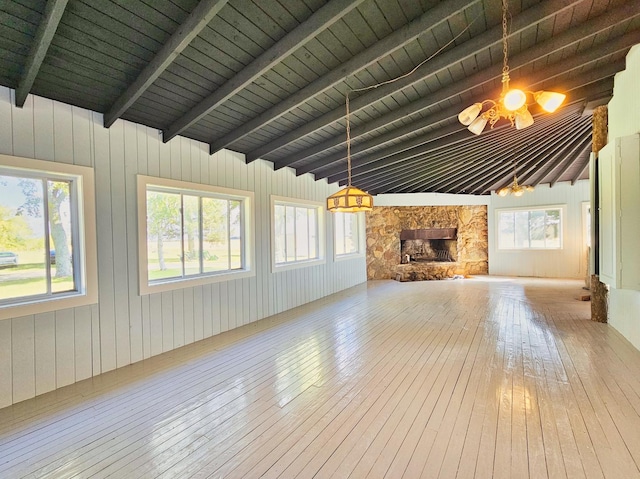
146;190;182;281
497;208;563;250
273;199;322;267
334;212;360;256
144;183;249;288
0;173;79;302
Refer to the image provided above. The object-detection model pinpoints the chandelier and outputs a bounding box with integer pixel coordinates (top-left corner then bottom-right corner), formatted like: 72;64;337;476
458;0;566;135
497;165;534;197
326;94;373;212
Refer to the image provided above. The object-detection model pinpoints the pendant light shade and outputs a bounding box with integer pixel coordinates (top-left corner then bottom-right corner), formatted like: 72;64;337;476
515;108;534;129
327;185;373;212
534;91;567;112
458;103;482;125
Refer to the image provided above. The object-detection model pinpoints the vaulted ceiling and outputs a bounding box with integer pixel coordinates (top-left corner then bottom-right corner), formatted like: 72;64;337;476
1;0;638;195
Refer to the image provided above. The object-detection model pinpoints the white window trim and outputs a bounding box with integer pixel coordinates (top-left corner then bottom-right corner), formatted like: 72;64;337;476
0;154;98;321
270;195;325;272
495;204;565;251
137;175;255;295
333;212;366;262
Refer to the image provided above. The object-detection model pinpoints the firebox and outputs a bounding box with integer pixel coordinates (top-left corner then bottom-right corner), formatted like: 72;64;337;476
400;228;457;263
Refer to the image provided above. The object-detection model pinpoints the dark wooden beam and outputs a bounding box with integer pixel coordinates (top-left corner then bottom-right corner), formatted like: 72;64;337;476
549;136;593;187
208;0;482;156
324;53;625;189
15;0;69;107
104;0;228;128
247;0;629;164
363;108;579;194
162;0;366;143
297;108;463;178
571;153;592;185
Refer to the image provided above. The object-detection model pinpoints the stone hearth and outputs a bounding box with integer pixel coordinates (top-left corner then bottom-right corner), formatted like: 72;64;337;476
366;205;488;281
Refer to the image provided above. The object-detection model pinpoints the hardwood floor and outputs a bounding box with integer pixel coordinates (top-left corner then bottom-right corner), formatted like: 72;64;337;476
1;277;640;478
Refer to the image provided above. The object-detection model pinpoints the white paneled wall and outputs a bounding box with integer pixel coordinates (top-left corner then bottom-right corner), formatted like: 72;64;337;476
604;43;640;351
488;181;590;279
0;86;366;407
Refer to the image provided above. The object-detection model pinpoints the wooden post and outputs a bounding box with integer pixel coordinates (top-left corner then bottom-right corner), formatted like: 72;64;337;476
591;105;608;323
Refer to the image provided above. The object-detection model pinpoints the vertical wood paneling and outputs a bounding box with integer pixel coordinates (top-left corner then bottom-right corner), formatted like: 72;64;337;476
71;107;92;167
33;96;54;161
53;102;73;163
109;121;131;368
183;288;194;345
125;122;143;364
34;312;56;396
161;291;174;353
73;305;93;382
0;320;11;408
0;86;366;407
0;88;12;153
12;92;35;158
11;316;35;403
54;309;75;388
90;304;101;377
93;110;117;373
149;294;163;357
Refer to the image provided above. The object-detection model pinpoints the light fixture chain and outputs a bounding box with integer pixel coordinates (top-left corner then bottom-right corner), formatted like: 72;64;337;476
346;92;352;186
502;0;509;76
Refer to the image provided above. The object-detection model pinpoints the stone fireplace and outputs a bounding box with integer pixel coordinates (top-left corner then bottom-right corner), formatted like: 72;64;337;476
366;206;488;281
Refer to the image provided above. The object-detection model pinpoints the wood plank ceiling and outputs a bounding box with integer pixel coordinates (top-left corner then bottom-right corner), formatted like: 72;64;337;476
1;0;638;195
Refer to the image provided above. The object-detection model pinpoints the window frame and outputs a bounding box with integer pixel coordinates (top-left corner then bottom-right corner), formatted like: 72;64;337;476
333;211;366;261
137;175;255;295
270;195;325;272
0;154;98;321
496;205;564;251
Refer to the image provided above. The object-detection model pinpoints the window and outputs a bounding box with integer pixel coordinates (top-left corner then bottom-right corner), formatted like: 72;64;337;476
0;154;97;320
334;212;363;257
497;207;563;250
271;196;325;270
138;176;254;294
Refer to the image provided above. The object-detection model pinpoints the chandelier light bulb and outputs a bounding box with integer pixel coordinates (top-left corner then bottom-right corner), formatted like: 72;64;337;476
497;187;510;197
534;91;566;113
503;89;527;111
458;103;482;126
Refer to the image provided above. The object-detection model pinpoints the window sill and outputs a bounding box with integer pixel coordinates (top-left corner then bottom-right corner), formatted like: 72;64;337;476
0;291;98;321
273;258;326;273
140;268;255;295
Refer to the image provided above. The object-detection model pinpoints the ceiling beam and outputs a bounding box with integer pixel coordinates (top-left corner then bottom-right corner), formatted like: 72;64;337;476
325;56;622;186
292;104;462;177
433;115;588;194
207;0;482;156
311;121;463;181
549;136;593;187
104;0;228;128
367;108;580;194
15;0;69;108
249;0;630;164
163;0;365;143
571;155;592;185
463;117;591;195
304;54;622;182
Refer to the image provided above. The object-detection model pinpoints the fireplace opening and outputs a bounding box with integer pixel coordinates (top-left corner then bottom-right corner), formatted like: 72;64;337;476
400;228;457;263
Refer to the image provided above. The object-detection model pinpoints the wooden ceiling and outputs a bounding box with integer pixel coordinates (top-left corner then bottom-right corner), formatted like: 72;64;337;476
1;0;638;195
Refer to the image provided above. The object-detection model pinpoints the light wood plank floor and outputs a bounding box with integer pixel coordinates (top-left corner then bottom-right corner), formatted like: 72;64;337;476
2;277;640;478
